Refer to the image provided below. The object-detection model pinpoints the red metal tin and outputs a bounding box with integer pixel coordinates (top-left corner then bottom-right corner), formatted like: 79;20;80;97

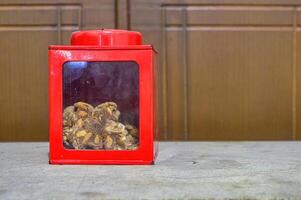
71;29;142;46
48;29;158;165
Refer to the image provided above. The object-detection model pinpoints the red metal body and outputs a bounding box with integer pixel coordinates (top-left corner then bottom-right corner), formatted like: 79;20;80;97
49;30;158;165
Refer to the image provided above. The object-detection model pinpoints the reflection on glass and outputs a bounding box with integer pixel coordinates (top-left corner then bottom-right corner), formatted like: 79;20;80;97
62;61;139;150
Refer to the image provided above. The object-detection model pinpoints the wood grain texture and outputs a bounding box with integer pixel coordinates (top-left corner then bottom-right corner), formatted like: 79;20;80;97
163;3;297;140
296;10;301;140
1;0;300;141
129;0;166;140
163;0;301;6
165;31;186;140
297;39;301;140
0;0;115;141
187;30;292;140
165;6;294;26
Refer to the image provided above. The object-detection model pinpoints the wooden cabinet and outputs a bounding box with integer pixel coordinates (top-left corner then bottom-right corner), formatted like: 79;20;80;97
160;1;301;140
1;0;300;141
0;0;115;140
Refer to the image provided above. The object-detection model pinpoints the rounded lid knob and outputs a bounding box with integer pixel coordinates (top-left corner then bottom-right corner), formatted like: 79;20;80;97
71;29;142;46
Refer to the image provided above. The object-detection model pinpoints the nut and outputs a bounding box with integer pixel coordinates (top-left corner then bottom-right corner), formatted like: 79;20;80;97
63;101;139;150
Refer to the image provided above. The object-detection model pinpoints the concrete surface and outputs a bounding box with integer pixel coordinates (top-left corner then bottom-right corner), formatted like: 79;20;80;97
0;142;301;199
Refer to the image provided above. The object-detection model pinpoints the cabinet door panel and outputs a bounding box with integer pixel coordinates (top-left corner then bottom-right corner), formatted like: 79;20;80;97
0;1;115;141
188;30;292;140
163;4;294;140
296;31;301;140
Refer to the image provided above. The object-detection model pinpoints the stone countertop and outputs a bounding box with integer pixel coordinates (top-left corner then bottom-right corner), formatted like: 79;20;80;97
0;142;301;199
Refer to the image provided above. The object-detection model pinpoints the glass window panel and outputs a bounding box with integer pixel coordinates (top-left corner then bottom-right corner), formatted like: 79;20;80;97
62;61;139;150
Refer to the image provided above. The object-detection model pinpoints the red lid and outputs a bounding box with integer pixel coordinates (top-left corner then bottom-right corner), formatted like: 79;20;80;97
71;29;142;46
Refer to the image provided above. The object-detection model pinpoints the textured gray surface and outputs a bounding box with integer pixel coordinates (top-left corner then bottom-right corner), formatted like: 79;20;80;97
0;142;301;199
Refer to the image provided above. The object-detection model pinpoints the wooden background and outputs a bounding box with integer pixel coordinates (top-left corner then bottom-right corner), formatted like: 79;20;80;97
0;0;300;141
